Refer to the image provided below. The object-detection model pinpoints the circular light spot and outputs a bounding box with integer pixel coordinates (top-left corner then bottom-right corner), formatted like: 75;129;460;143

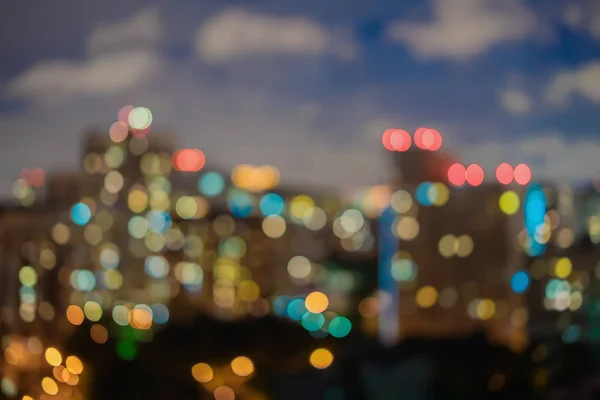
496;163;514;185
128;107;153;130
499;191;520;215
555;257;572;279
109;121;128;143
45;348;62;366
287;256;312;279
65;355;83;374
447;163;466;186
466;164;484;187
231;356;254;377
199;172;225;197
19;266;37;287
66;305;84;325
514;164;531;185
328;316;352;338
309;348;334;369
72;203;92;226
510;271;530;293
259;193;285;216
416;286;438;308
192;363;213;383
305;291;329;313
41;377;58;395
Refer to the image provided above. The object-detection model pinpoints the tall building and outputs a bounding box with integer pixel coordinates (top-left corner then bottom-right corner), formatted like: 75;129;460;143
385;148;527;349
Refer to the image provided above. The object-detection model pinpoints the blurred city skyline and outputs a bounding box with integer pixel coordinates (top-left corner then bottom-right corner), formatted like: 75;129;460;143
1;0;600;199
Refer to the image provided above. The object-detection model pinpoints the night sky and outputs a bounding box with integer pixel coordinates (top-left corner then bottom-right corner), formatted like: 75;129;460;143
0;0;599;198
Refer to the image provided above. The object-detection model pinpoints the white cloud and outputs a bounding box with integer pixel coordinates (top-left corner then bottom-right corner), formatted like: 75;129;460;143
499;89;532;115
546;61;600;105
194;9;357;63
6;51;161;103
458;135;600;183
387;0;539;61
87;8;163;56
4;8;163;103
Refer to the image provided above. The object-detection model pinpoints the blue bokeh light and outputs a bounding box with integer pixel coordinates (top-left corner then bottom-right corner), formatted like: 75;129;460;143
259;193;285;216
199;172;225;197
287;298;307;321
229;191;253;218
510;271;530;293
328;316;352;338
147;211;172;233
72;202;92;226
416;182;433;206
301;312;325;331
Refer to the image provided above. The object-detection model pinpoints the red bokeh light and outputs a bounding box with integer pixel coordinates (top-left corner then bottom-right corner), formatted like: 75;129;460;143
513;163;531;185
414;128;442;151
382;129;394;151
414;127;426;150
466;164;484;186
496;163;514;185
447;163;466;186
29;168;46;187
19;168;46;187
390;129;411;152
422;129;442;151
172;149;206;172
109;121;129;143
118;105;134;125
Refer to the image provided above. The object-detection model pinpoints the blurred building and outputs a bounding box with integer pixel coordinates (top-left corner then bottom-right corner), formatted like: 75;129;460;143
384;148;527;349
525;184;600;342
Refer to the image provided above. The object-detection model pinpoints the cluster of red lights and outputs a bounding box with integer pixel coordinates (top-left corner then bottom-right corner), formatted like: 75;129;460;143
382;128;442;152
496;163;531;185
172;149;206;172
447;163;484;187
19;168;46;187
447;162;532;187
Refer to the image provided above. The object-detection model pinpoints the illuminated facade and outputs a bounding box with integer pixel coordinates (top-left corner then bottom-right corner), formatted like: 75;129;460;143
385;148;528;348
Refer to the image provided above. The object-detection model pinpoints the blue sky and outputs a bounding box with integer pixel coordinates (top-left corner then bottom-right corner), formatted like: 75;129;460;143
0;0;599;197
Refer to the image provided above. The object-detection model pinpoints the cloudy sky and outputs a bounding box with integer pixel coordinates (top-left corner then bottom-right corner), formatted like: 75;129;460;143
0;0;599;198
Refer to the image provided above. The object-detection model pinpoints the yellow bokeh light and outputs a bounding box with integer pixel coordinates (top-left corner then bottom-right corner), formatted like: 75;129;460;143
290;195;315;221
499;191;520;215
128;189;148;213
238;280;260;302
176;196;197;219
41;377;58;395
415;286;438;308
231;356;254;377
45;347;62;367
438;234;456;258
84;301;102;322
476;299;496;320
309;348;334;369
65;355;84;374
305;291;329;314
555;257;572;279
191;363;213;383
